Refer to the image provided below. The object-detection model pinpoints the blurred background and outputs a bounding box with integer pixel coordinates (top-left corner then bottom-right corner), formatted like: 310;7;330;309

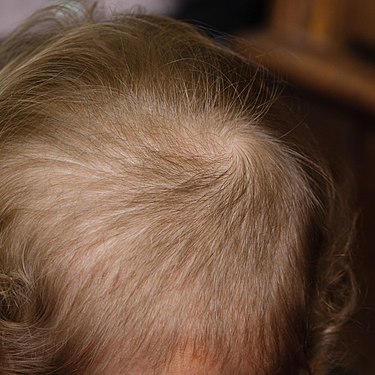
1;0;374;373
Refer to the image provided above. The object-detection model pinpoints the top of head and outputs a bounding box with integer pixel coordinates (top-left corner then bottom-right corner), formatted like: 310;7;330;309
0;7;354;375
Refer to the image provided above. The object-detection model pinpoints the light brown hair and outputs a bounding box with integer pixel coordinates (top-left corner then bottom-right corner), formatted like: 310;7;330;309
0;5;357;375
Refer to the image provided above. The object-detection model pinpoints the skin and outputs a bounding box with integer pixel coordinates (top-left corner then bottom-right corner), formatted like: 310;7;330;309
116;346;222;375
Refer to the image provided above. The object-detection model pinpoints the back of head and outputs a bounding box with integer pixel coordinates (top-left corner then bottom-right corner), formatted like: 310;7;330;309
0;6;356;375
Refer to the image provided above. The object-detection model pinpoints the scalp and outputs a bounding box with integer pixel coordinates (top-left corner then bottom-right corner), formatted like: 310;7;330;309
0;6;357;375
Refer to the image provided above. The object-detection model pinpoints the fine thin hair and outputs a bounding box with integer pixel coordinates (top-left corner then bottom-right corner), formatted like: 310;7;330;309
0;5;357;375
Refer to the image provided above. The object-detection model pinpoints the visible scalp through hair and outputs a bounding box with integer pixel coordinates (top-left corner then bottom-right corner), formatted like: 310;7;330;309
0;5;357;375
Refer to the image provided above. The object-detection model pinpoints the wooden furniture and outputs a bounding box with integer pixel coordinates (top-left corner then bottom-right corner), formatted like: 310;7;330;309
236;0;375;115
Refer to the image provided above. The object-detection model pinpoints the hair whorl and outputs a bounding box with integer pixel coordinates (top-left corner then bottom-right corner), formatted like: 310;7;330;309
0;5;357;375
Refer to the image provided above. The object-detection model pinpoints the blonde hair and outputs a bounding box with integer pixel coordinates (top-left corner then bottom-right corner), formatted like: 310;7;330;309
0;6;357;375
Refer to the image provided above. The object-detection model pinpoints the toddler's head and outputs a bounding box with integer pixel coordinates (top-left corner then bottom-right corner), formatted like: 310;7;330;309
0;7;356;375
